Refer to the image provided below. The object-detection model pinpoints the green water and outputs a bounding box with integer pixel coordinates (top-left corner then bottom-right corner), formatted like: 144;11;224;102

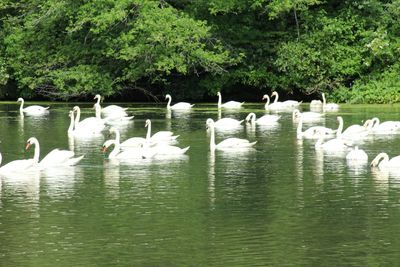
1;102;400;266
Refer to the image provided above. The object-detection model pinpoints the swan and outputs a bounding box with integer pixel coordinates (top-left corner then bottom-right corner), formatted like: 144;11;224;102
73;106;105;134
315;129;349;151
94;103;133;125
271;91;301;107
165;94;194;110
0;152;36;174
102;140;156;159
292;109;323;122
336;117;372;138
145;119;179;142
146;143;190;156
296;115;336;139
262;94;272;110
370;152;400;169
370;117;400;134
109;127;148;150
94;94;128;117
17;98;49;115
346;146;368;162
245;112;280;125
25;137;84;167
322;93;339;111
207;118;256;151
210;117;244;130
217;92;243;109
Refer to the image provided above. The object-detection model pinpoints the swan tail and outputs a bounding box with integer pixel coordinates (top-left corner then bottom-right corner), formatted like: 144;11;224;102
182;146;190;154
45;107;50;110
190;104;195;107
239;120;245;124
66;155;84;166
172;135;180;140
249;141;257;147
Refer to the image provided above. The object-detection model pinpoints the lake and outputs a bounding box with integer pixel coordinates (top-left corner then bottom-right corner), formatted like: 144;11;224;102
1;102;400;266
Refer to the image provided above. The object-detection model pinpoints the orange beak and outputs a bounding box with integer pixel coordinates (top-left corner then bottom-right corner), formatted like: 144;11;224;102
25;143;31;150
101;146;107;153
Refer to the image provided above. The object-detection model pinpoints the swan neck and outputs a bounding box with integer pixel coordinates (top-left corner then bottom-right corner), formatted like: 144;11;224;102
273;93;278;103
322;93;326;105
19;99;24;112
114;129;120;145
166;96;171;109
96;96;100;105
109;141;119;159
95;104;102;119
336;117;343;137
146;121;151;140
264;96;270;109
32;139;40;163
74;107;81;126
218;93;221;108
0;153;2;166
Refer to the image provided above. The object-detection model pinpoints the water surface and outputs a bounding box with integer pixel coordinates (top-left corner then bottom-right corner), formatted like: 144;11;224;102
1;102;400;266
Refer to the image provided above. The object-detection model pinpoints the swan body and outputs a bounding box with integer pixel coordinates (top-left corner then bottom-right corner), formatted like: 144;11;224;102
0;153;35;174
315;130;348;151
346;146;368;162
246;112;280;125
217;92;243;109
94;94;128;116
145;119;179;142
212;117;244;129
371;153;400;169
109;127;148;150
102;140;155;159
148;144;190;156
322;93;339;111
72;106;105;134
25;137;84;167
272;91;301;107
207;118;256;151
17;98;49;115
296;115;336;139
292;109;323;122
336;117;372;139
94;103;133;125
370;117;400;134
310;99;323;108
165;94;194;110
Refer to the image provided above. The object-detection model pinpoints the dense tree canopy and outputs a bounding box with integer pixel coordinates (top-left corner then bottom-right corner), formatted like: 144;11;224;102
0;0;399;102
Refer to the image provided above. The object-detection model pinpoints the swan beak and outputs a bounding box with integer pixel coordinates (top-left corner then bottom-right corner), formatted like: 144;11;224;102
101;146;107;153
25;143;31;150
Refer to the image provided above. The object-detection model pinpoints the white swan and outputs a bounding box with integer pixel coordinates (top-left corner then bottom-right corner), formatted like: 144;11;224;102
315;129;348;151
271;91;301;107
0;152;36;174
292;109;323;122
370;117;400;134
94;94;128;117
109;127;147;150
165;94;194;110
217;92;243;109
336;117;372;138
245;112;280;125
147;143;190;156
25;137;84;167
310;99;323;108
102;140;155;159
346;146;368;162
296;115;336;139
207;118;256;151
145;119;179;142
262;94;272;110
210;117;244;130
322;93;339;111
370;152;400;169
73;106;105;134
94;103;133;125
17;98;49;115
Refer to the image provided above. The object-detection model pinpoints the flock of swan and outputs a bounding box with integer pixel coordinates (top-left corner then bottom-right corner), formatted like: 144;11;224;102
1;91;399;176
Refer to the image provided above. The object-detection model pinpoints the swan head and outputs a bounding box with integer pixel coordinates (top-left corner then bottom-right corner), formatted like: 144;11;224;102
262;94;269;100
17;97;23;102
68;110;74;118
370;152;387;167
271;91;277;97
245;113;255;122
337;116;343;123
165;94;171;100
102;140;115;153
73;106;80;112
25;137;38;150
145;119;151;128
94;94;101;100
206;118;214;129
217;92;221;96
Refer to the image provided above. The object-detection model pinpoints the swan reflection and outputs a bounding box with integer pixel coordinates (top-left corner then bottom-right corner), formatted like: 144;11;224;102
103;159;120;199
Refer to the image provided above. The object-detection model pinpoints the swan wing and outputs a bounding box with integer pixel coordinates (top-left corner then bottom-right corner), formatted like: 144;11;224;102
40;149;75;166
217;138;256;149
171;102;193;110
221;101;243;109
0;159;35;174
